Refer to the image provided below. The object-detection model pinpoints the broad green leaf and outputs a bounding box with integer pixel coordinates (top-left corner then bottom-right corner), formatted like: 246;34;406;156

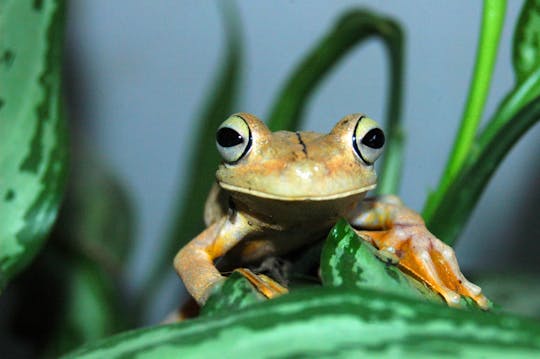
427;97;540;245
513;0;540;83
139;2;243;308
320;219;485;309
320;219;443;304
200;271;266;317
266;9;405;194
0;0;68;291
65;287;540;358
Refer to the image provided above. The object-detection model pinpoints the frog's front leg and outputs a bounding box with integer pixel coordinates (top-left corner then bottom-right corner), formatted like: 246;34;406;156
348;195;489;309
174;215;253;305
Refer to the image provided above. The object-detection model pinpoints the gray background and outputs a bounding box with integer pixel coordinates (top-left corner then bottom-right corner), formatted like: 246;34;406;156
64;1;540;320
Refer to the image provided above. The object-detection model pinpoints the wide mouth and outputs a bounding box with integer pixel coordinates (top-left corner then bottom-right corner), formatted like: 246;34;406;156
218;182;377;201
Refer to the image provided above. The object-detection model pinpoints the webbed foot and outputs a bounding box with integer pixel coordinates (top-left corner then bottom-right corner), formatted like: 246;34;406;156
355;226;489;309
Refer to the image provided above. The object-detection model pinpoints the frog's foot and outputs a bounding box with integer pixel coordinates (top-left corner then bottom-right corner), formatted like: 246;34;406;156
234;268;289;299
355;226;489;309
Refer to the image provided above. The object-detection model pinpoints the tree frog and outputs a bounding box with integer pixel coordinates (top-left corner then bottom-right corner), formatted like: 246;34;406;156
174;113;488;309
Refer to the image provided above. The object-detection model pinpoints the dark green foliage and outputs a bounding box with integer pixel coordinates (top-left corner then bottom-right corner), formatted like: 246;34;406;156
43;151;135;355
0;150;134;357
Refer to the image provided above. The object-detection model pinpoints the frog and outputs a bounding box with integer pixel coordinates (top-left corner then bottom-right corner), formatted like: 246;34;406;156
174;113;489;309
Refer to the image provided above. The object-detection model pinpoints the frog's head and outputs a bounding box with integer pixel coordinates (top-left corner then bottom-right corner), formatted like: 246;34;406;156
215;113;384;201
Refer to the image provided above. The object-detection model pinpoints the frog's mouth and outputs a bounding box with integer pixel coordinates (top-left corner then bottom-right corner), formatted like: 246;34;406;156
218;182;377;201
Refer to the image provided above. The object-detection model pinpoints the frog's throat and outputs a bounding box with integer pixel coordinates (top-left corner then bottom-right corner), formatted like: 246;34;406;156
218;182;377;201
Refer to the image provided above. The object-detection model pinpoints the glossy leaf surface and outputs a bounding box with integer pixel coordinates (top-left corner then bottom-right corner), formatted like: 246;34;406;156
0;0;68;291
65;287;540;358
320;219;443;304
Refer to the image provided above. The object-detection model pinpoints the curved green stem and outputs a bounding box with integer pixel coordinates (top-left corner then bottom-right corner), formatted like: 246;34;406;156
480;66;540;148
376;29;405;195
423;0;506;222
427;96;540;246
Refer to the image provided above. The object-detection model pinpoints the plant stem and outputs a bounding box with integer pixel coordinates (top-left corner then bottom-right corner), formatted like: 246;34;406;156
427;96;540;246
376;28;405;195
423;0;506;222
445;0;506;181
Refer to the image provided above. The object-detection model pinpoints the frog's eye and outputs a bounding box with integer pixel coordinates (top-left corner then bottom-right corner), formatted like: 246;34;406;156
352;116;385;165
216;115;252;164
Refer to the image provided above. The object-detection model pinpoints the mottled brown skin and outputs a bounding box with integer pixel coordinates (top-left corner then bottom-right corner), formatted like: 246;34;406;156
174;113;488;308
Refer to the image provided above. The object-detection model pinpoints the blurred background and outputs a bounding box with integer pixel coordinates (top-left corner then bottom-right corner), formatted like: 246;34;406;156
4;2;540;356
64;0;539;315
4;0;540;357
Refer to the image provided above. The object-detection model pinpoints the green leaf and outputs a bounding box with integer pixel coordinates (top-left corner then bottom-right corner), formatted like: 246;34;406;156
64;287;540;358
423;0;506;223
45;255;128;357
51;151;134;351
5;152;134;357
0;0;68;291
320;219;443;304
427;97;540;246
513;0;540;83
137;1;243;315
60;150;135;275
424;1;540;245
200;271;266;317
266;9;405;194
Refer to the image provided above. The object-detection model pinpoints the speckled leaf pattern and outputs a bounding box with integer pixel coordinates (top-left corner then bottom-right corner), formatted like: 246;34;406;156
64;287;540;358
0;0;68;291
513;0;540;83
200;271;266;317
320;219;444;304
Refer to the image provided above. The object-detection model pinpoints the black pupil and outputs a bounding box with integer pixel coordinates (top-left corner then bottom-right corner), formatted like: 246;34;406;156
361;128;385;149
216;127;244;147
